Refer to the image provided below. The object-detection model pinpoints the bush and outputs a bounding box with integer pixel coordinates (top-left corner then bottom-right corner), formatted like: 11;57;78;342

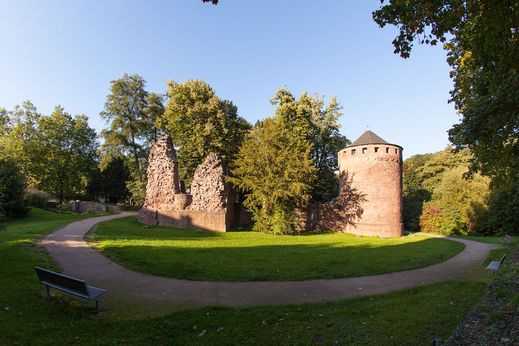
0;159;28;219
24;188;50;208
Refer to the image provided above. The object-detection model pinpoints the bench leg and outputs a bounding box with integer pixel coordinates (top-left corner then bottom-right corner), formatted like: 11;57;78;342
95;300;100;314
46;285;50;297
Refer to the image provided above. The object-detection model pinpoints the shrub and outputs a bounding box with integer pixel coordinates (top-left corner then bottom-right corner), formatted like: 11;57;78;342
0;159;28;219
25;188;50;208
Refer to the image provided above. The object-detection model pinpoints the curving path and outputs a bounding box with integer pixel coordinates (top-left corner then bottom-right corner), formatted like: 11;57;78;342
41;213;498;312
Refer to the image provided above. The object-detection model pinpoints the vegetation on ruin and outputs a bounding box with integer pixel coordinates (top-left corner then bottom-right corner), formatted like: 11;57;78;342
91;216;463;281
1;208;487;345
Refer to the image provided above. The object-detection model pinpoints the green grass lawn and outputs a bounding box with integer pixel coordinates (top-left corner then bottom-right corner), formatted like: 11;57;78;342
91;217;464;281
0;208;491;345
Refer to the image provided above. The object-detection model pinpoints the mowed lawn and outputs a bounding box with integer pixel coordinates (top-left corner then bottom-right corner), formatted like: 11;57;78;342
1;208;489;345
91;217;464;281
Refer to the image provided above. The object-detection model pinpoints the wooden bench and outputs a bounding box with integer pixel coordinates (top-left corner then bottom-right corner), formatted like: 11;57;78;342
500;235;512;246
34;266;106;314
486;254;507;272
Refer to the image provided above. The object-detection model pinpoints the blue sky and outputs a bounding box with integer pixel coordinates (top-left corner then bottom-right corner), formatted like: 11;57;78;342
0;0;457;158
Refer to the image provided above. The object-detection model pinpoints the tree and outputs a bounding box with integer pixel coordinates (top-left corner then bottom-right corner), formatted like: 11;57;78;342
230;117;316;234
402;148;471;231
419;166;490;235
161;80;250;186
100;73;164;205
270;88;350;202
373;1;518;194
0;101;42;187
0;159;28;219
36;107;98;203
87;157;130;203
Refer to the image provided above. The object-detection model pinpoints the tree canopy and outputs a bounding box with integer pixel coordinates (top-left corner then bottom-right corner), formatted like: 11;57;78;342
100;73;164;205
373;0;518;185
161;80;250;186
0;103;98;203
230;117;316;234
271;88;349;202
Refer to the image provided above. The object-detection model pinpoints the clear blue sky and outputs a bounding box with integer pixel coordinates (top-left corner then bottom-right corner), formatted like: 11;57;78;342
0;0;458;158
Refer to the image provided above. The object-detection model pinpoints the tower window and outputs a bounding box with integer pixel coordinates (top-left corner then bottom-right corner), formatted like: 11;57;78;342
362;147;367;154
351;149;356;155
386;147;389;153
374;147;379;153
395;148;398;154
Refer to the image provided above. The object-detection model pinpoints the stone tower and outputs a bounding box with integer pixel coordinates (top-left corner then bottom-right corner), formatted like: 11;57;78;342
337;130;403;237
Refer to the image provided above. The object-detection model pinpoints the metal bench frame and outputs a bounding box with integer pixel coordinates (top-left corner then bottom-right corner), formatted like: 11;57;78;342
34;266;106;314
486;254;507;272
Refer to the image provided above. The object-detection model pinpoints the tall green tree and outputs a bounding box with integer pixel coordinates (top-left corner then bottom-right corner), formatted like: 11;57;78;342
87;157;130;203
230;117;316;234
36;107;98;203
161;80;250;185
0;101;42;186
100;73;164;205
271;88;349;202
373;0;518;203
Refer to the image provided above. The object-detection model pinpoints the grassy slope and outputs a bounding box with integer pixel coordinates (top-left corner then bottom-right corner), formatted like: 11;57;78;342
92;217;464;281
0;209;488;345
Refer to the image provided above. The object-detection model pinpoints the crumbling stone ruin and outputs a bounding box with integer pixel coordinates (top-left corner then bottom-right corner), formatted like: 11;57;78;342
141;131;403;237
139;136;243;231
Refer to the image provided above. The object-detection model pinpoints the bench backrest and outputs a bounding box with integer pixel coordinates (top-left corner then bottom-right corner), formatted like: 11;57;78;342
499;254;507;264
34;266;89;295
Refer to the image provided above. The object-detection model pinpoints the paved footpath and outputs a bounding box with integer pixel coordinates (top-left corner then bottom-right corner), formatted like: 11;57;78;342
42;213;498;312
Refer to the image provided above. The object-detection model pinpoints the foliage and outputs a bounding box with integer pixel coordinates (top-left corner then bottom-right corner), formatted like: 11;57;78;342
161;80;250;186
230;117;316;234
270;88;350;202
419;166;490;235
402;148;471;231
484;182;519;235
24;188;50;209
100;73;164;205
0;159;28;219
36;107;98;203
0;103;98;203
0;101;42;187
373;0;519;232
93;216;463;281
86;157;130;203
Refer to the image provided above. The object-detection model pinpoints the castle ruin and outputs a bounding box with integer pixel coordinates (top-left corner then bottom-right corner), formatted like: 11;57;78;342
140;130;403;237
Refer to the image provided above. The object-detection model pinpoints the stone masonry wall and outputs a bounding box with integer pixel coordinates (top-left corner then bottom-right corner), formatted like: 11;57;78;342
142;136;180;211
189;153;229;212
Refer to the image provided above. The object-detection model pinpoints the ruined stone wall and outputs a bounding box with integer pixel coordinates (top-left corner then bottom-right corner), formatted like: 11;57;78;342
139;137;238;232
189;153;229;212
337;143;403;237
143;136;180;211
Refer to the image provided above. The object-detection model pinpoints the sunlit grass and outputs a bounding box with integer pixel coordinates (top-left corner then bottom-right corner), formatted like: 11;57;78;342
91;217;465;281
1;208;488;345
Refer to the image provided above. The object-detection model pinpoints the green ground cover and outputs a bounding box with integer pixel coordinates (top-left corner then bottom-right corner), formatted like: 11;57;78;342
455;235;519;246
91;217;464;281
0;208;494;345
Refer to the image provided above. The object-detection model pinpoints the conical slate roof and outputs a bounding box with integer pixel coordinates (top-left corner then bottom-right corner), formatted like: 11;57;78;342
350;130;388;147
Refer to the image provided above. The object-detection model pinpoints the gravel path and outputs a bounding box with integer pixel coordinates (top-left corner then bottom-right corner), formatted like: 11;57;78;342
41;213;498;312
